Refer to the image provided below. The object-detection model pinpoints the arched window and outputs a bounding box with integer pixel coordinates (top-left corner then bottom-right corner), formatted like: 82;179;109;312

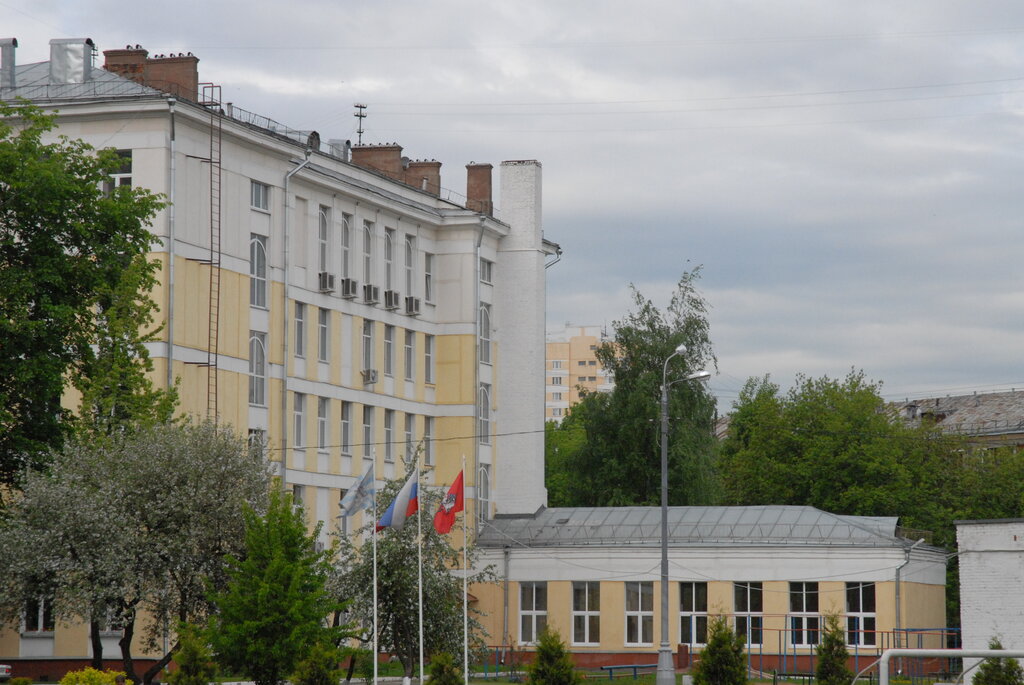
248;332;266;406
363;221;374;284
479;303;492;364
477;463;491;523
478;384;491;445
340;213;352;279
249;234;267;308
318;206;330;273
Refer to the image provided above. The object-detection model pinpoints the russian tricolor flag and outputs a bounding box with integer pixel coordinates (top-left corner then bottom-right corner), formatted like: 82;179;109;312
376;470;419;531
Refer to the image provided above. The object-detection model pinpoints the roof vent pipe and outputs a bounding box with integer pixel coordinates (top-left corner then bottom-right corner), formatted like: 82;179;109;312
0;38;16;89
49;37;94;84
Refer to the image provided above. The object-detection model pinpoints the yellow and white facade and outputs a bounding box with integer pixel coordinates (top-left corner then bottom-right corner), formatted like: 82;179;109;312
0;37;555;671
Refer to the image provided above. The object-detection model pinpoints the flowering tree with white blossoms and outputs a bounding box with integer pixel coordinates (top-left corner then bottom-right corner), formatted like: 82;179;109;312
0;421;270;685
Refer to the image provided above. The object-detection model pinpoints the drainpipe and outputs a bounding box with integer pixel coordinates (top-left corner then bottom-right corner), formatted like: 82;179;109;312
894;538;925;652
473;217;484;530
502;545;511;653
165;98;177;390
280;148;313;490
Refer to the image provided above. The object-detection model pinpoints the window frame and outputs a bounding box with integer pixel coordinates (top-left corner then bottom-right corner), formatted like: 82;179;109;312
293;393;306;448
624;581;654;646
384;324;395;377
318;308;330;363
341;401;352;456
404;330;415;381
341;213;352;279
249;233;268;308
734;582;764;647
23;596;55;634
478;384;491;445
384;409;395;463
846;582;876;647
423;416;434;466
519;582;547;646
318;205;330;274
679;581;709;647
479;302;492;364
294;302;306;358
362;319;374;371
250;180;270;211
248;332;267;406
480;257;494;284
572;581;601;646
424;334;435;384
317;397;329;452
363;220;374;285
424;253;434;302
789;581;821;646
404;235;415;295
477;463;490;522
384;228;395;290
362;406;374;462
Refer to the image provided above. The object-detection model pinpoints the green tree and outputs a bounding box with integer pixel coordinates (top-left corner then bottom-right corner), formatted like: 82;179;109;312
335;470;493;677
0;421;269;684
719;370;960;540
427;652;462;685
208;489;344;685
547;270;718;506
816;614;852;685
166;623;217;685
0;102;164;486
693;616;747;685
526;627;581;685
975;638;1024;685
291;641;342;685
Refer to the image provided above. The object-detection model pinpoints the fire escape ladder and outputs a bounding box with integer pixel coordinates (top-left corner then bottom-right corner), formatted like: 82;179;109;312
202;83;223;421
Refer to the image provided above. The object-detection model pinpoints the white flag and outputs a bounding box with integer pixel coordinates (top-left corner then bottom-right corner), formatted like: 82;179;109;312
339;464;376;517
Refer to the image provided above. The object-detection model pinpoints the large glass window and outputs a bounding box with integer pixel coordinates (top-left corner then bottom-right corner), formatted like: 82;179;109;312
318;308;329;362
625;582;654;645
404;330;415;381
249;234;268;308
317;397;329;451
478;384;491;445
384;325;395;377
384;409;395;463
424;334;435;384
341;213;352;279
362;319;374;371
680;582;708;646
735;582;763;647
248;332;267;406
478;463;490;522
424;253;434;302
479;303;492;364
318;205;330;273
341;402;352;456
293;393;306;448
790;582;820;646
519;582;547;645
363;220;374;285
294;303;306;358
384;228;395;290
24;596;54;633
362;406;374;463
404;235;415;294
846;582;876;646
572;581;600;646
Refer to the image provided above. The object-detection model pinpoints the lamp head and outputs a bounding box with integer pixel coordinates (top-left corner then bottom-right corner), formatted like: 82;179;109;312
674;343;687;355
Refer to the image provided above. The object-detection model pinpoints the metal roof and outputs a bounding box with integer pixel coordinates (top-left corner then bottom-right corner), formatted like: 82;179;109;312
478;505;904;549
1;60;167;102
897;390;1024;438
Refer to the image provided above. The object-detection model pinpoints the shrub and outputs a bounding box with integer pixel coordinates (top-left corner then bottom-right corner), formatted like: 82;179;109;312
693;616;747;685
816;614;852;685
292;642;341;685
975;638;1024;685
58;669;131;685
167;623;216;685
12;677;34;685
428;652;461;685
526;627;580;685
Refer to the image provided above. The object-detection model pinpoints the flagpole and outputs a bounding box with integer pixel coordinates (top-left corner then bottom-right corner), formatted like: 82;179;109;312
372;451;378;685
462;454;469;685
417;456;424;685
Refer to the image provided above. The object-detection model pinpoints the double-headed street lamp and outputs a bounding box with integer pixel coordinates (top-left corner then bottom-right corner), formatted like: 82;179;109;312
657;343;711;685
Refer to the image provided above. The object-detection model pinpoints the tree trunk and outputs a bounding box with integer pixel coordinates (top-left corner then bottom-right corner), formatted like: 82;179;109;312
142;641;178;685
119;611;140;685
89;616;103;670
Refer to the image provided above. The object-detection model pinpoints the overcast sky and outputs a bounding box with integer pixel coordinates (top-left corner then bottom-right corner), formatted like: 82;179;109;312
5;0;1024;410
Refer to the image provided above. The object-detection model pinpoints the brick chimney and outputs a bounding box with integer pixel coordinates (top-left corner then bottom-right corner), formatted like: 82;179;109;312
405;160;442;196
351;144;404;181
103;46;199;101
466;162;493;216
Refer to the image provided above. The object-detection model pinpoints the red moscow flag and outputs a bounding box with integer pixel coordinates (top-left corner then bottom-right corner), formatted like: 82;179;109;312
433;470;465;535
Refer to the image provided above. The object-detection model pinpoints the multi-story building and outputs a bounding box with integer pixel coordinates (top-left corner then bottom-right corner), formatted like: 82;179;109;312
897;390;1024;449
0;36;555;673
545;324;613;421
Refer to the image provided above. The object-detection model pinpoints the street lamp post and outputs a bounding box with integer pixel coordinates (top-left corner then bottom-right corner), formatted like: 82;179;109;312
657;344;710;685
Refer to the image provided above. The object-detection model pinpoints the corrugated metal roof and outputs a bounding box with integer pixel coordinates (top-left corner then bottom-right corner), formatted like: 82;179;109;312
478;505;903;549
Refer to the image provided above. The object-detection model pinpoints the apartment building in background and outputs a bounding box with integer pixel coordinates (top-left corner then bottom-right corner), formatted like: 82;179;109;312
0;36;556;675
545;324;613;421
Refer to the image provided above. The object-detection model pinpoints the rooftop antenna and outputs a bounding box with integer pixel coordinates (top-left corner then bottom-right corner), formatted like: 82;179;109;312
354;103;367;145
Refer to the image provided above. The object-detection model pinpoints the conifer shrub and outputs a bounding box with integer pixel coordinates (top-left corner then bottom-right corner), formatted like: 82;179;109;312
693;616;747;685
816;614;852;685
975;638;1024;685
167;624;216;685
526;627;581;685
428;652;461;685
292;641;341;685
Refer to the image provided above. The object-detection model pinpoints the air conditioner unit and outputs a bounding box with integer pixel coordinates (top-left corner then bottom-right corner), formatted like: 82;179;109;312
340;277;358;298
361;368;378;384
404;296;421;315
384;289;400;310
363;284;380;303
317;272;336;293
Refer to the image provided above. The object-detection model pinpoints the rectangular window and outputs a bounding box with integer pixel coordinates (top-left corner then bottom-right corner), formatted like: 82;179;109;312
424;253;434;302
405;413;415;461
552;377;563;385
479;302;492;364
292;484;305;506
318;205;330;273
735;582;763;647
680;582;708;646
846;582;876;646
520;582;547;645
362;319;374;371
551;408;562;417
424;334;435;384
480;257;493;284
551;392;562;401
341;213;352;279
363;220;374;285
362;406;374;462
404;330;415;381
578;360;587;366
384;228;395;290
251;180;269;211
552;360;563;369
404;235;415;295
249;234;268;308
384;325;395;377
247;429;267;458
423;416;434;466
625;581;654;646
572;581;600;646
317;397;329;451
341;402;352;455
248;332;267;406
294;302;306;358
318;308;329;362
293;393;306;448
384;409;395;463
103;149;132;193
790;582;820;646
24;596;55;633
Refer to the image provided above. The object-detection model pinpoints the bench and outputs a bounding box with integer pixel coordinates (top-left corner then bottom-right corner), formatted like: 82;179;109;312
599;663;659;679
